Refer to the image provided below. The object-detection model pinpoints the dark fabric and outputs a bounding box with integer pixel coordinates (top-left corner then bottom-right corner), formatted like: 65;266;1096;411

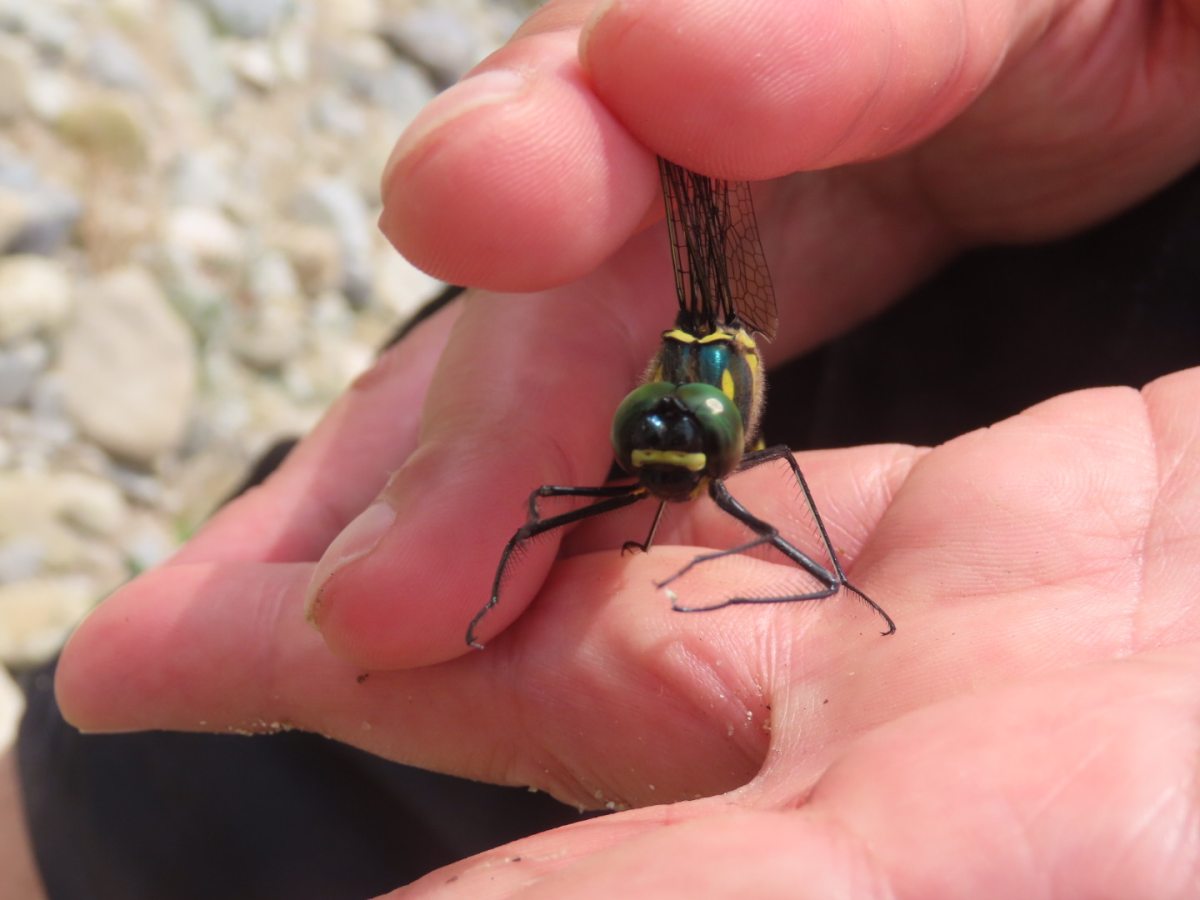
16;164;1200;898
16;664;586;900
765;163;1200;450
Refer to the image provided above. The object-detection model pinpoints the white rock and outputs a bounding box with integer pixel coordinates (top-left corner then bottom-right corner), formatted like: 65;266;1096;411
171;2;236;111
228;40;279;90
120;510;177;574
165;205;244;271
58;267;197;463
0;576;94;666
165;151;233;209
52;472;129;537
229;290;304;372
274;26;309;81
0;254;73;341
268;220;344;295
315;0;380;35
0;536;44;584
23;67;75;120
0;666;21;754
229;253;306;369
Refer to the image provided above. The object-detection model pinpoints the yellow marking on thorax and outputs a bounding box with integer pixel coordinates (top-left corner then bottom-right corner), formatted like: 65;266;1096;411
662;327;738;345
720;369;735;401
631;449;707;472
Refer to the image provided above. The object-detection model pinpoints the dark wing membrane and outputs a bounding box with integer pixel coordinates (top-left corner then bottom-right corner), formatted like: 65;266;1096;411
723;180;778;341
658;158;778;341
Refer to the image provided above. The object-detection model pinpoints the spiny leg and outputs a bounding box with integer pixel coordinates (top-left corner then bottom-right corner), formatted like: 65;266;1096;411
622;500;667;555
663;478;840;611
740;445;894;633
467;484;648;649
666;445;895;634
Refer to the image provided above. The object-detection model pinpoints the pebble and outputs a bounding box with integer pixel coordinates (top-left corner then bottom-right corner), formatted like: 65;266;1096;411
0;157;81;255
0;42;28;122
0;577;95;667
54;98;150;170
0;0;519;670
0;339;48;406
378;6;485;86
292;178;375;307
192;0;295;39
0;254;73;341
165;150;234;209
171;1;236;110
58;267;197;463
0;2;80;61
86;29;151;91
229;252;306;369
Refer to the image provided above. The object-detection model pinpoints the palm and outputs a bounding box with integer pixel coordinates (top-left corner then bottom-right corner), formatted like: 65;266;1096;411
54;0;1200;893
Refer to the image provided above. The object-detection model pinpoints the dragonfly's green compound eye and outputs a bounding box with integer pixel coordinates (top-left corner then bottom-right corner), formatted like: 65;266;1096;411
611;382;745;501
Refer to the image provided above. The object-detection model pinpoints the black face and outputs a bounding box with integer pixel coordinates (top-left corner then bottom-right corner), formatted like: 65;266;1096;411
628;395;704;453
615;394;707;502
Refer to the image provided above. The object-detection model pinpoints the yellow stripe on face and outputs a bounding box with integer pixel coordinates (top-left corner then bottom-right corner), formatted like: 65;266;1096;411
631;449;707;471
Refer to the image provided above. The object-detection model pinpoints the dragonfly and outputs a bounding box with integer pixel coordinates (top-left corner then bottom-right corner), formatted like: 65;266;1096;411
466;158;895;649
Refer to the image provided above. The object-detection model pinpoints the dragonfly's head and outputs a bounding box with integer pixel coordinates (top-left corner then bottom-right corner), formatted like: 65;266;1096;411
611;382;744;502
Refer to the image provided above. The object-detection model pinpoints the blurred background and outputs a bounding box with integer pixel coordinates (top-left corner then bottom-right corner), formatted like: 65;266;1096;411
0;0;535;751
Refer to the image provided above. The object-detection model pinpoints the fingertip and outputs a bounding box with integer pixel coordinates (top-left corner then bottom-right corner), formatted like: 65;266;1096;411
379;50;660;291
582;0;1013;177
304;443;565;669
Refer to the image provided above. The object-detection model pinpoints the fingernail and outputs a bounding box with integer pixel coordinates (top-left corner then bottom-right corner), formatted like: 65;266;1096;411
304;502;396;623
381;68;527;189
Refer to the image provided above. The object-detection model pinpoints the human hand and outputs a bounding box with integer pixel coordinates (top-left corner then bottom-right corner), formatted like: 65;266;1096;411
55;0;1200;894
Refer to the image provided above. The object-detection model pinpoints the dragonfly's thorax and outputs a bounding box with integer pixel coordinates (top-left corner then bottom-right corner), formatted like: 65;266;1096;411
650;323;765;449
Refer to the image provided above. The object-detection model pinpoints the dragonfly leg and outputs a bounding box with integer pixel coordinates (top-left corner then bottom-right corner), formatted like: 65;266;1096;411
622;501;667;555
467;484;648;649
666;446;895;635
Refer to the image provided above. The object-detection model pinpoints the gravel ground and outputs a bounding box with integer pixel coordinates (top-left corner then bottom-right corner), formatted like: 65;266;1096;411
0;0;533;745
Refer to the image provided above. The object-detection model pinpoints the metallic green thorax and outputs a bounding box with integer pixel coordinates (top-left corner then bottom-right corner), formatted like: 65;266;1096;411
610;320;765;502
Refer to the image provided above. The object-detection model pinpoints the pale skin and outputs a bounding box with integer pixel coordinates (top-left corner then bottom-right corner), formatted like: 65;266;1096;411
29;0;1200;896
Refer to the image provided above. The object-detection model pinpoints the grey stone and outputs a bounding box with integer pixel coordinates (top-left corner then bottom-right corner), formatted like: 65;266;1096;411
87;29;151;90
0;1;80;61
58;267;198;464
378;6;483;85
0;339;49;406
364;59;436;122
0;155;81;255
189;0;295;39
292;179;374;306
